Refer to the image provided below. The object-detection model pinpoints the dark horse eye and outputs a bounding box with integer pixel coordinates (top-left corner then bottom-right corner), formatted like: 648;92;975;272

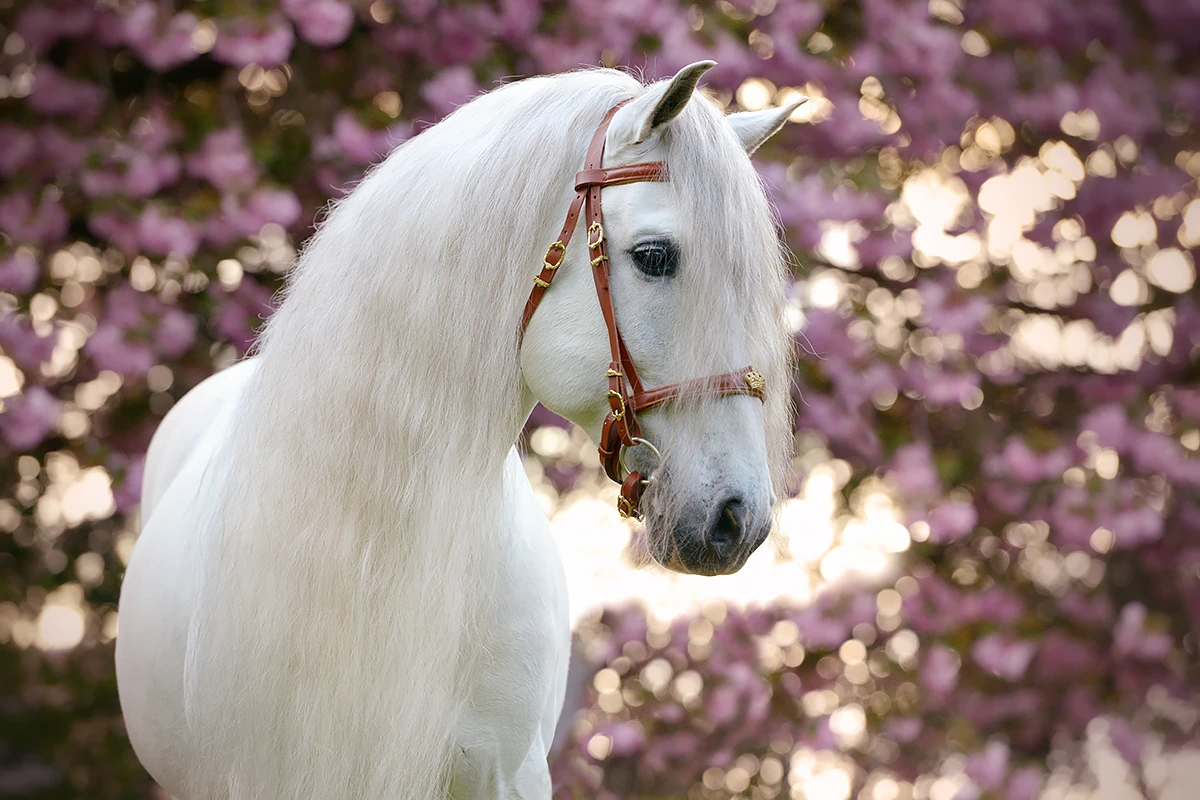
630;239;679;278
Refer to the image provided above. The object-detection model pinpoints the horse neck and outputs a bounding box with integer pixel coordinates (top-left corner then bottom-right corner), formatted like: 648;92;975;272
232;170;537;538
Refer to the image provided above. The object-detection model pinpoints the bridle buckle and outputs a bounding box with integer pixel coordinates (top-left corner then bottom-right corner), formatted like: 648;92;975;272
606;389;626;420
543;241;566;271
587;222;605;250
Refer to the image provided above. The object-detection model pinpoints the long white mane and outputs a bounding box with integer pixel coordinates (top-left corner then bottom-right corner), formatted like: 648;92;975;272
183;68;792;798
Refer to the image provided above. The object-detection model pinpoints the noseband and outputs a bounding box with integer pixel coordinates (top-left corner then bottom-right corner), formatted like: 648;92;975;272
520;102;766;519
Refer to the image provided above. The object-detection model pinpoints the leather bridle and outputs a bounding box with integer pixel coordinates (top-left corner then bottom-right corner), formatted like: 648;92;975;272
520;102;766;519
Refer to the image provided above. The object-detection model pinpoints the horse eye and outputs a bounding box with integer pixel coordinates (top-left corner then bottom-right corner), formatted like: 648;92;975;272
630;240;678;278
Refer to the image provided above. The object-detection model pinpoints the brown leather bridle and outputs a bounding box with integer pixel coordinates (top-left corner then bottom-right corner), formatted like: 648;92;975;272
520;102;766;519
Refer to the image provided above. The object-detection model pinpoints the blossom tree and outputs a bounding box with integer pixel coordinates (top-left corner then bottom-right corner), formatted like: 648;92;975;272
0;0;1197;798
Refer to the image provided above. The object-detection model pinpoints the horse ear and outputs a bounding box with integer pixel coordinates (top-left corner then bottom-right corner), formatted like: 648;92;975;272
727;99;807;154
609;61;717;147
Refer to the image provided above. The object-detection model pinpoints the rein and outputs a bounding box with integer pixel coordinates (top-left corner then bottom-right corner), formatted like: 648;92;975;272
520;103;766;519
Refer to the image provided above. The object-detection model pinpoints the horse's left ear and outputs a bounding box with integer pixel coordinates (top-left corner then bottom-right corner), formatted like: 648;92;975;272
609;61;717;148
727;99;807;154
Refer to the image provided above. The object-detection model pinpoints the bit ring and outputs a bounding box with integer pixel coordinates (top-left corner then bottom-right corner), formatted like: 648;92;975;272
619;437;663;485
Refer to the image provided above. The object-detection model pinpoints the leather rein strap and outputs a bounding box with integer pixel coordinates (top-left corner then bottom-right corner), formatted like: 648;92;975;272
520;103;766;519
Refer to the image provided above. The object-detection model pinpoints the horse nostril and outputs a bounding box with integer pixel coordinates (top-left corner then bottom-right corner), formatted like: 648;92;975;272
707;496;746;558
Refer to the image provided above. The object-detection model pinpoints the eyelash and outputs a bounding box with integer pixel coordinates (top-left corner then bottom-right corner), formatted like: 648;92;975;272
630;240;678;278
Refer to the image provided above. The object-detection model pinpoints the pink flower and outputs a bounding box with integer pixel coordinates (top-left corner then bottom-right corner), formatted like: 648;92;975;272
1112;603;1172;660
999;437;1073;483
0;386;61;451
137;207;200;257
17;4;95;52
1105;716;1147;766
421;66;480;117
186;127;257;191
81;170;123;198
84;324;156;377
0;316;55;371
905;364;981;407
971;634;1036;681
1174;389;1200;421
885;717;922;743
212;15;294;68
707;685;740;725
920;280;991;336
0;251;39;294
921;643;960;699
283;0;355;47
0;125;36;177
156;309;197;358
1109;504;1163;548
603;721;645;757
110;453;144;513
1130;431;1185;475
1033;632;1099;683
890;442;942;498
1005;767;1044;800
0;193;69;247
28;64;104;119
123;4;199;71
211;278;276;353
123;151;182;198
790;607;848;649
925;499;977;543
217;188;303;238
84;285;196;377
1081;404;1132;450
37;125;89;170
246;188;303;230
328;111;404;164
965;740;1009;790
89;210;141;253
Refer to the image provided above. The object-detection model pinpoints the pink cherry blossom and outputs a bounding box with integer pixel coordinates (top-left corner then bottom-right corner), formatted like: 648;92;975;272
421;66;481;116
921;643;960;699
0;316;56;371
0;125;37;177
137;207;200;258
212;15;295;68
27;64;104;119
283;0;355;47
1112;603;1172;661
965;740;1009;790
0;193;69;247
0;251;39;294
0;386;62;451
123;5;200;71
971;634;1036;682
925;499;978;543
186;127;258;191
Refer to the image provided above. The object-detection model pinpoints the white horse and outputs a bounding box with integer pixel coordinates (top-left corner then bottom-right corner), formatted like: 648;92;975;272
115;62;798;799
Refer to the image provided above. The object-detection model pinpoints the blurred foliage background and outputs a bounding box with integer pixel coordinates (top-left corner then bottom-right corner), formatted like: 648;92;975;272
1;0;1199;798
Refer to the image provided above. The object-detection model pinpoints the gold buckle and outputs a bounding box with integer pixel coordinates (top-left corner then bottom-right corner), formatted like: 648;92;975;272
587;222;605;250
606;389;626;419
605;368;623;378
543;241;566;271
617;495;634;518
533;276;550;288
744;370;766;392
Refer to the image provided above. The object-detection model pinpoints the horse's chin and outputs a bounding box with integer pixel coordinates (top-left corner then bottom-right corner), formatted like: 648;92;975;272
643;525;755;577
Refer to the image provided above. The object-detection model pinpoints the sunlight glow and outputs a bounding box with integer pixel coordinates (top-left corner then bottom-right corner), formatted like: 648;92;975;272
534;445;913;625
